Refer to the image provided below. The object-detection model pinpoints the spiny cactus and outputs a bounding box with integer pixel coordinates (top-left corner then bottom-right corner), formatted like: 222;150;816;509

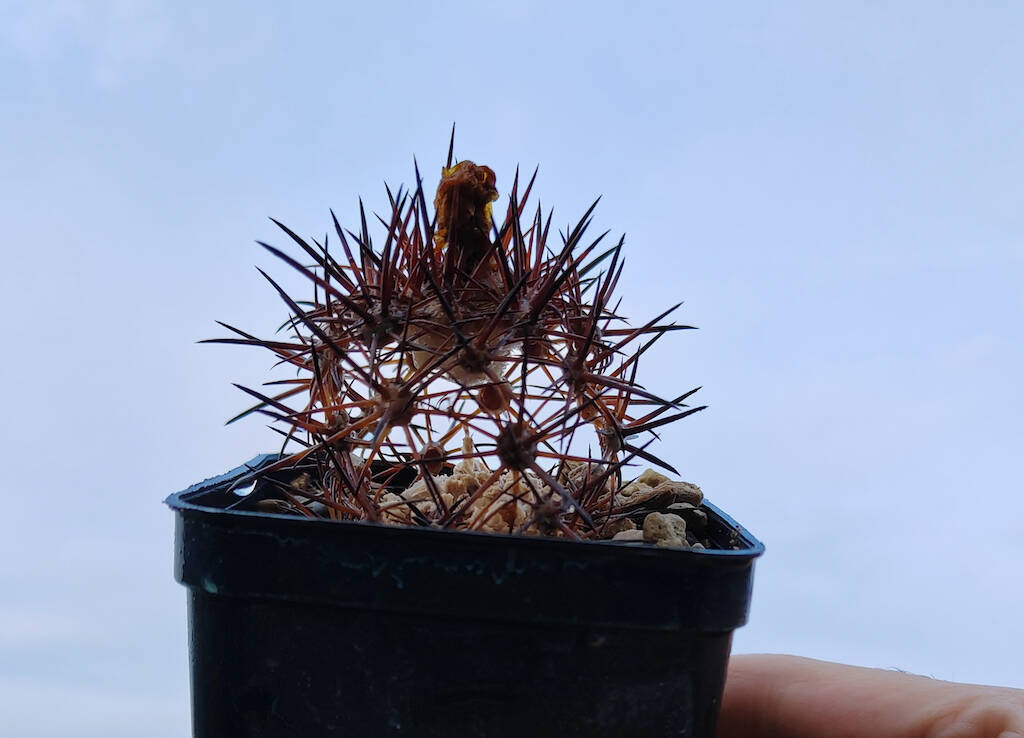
207;138;705;540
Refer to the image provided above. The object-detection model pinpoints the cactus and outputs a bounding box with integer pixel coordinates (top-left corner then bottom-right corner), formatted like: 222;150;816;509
207;138;705;540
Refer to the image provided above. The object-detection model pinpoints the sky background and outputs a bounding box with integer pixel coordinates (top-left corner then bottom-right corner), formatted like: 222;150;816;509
2;2;1022;735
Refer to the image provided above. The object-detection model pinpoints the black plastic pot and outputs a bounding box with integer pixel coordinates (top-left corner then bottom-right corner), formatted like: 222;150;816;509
167;455;763;738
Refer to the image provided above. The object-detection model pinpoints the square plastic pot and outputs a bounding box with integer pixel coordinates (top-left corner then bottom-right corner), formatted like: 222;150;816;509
167;455;763;737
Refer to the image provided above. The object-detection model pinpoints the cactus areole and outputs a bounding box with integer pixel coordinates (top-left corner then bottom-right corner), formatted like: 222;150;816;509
168;139;763;738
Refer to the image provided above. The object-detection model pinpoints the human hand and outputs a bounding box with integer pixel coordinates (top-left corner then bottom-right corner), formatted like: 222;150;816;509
716;654;1024;738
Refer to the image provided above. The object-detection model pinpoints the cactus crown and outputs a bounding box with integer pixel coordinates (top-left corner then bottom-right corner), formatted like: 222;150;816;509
208;139;705;539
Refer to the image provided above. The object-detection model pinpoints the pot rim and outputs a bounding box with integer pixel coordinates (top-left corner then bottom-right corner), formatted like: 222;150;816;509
166;454;764;559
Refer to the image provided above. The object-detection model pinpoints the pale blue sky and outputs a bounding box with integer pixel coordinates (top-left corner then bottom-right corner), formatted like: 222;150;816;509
2;2;1022;735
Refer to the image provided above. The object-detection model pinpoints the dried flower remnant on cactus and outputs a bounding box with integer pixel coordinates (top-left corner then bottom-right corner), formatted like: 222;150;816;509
433;161;499;282
207;138;706;540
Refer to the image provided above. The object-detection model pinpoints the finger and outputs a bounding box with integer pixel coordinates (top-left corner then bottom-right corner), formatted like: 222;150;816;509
716;654;1024;738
